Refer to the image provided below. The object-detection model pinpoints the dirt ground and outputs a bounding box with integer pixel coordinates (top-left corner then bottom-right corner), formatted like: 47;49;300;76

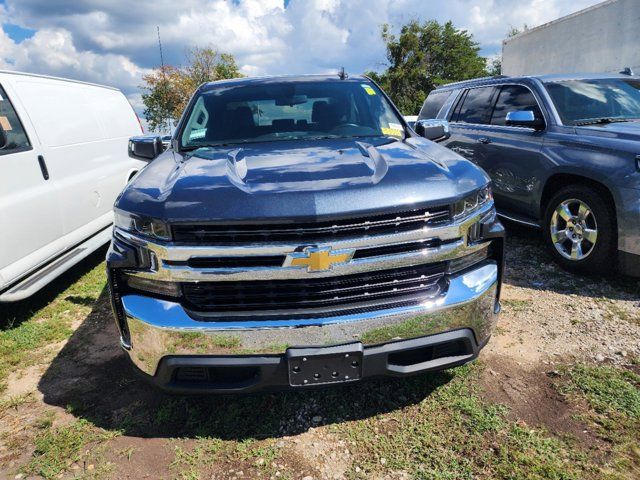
0;222;639;479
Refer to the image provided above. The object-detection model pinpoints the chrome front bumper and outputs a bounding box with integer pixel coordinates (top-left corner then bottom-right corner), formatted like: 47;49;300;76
121;262;499;376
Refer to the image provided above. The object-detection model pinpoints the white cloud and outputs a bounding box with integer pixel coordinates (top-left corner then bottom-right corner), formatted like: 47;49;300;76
0;0;604;112
0;27;149;92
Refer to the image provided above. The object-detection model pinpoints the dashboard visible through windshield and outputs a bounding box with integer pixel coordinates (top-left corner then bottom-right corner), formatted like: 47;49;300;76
179;80;405;149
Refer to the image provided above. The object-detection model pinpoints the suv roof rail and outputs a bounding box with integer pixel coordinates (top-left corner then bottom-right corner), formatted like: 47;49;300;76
437;75;509;89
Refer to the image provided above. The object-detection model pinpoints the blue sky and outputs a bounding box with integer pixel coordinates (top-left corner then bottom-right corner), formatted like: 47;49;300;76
0;0;603;115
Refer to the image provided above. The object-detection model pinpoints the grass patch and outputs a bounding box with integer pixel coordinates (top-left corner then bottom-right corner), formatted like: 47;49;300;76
340;364;593;479
560;364;640;479
170;437;224;480
603;303;640;327
0;261;106;392
23;418;119;479
502;299;531;313
563;364;640;419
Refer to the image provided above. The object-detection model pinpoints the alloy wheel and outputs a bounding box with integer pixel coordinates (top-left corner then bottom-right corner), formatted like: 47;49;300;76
549;198;598;261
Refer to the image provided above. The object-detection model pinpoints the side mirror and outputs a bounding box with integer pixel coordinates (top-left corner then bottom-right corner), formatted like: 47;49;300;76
128;135;164;161
505;111;545;130
415;119;451;142
0;127;6;149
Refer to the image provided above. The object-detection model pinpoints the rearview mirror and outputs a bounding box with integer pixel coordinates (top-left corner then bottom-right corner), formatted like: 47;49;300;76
128;135;164;161
275;95;307;106
505;111;545;130
415;119;451;142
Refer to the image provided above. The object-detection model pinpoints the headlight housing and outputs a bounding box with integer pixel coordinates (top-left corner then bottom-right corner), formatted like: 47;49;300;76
453;185;493;219
114;210;171;241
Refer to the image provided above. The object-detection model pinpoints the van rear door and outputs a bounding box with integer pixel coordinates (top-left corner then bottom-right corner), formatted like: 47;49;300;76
0;80;64;287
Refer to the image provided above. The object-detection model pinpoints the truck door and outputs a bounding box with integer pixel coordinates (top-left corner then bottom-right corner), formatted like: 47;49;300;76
441;86;499;166
0;81;64;287
474;84;548;218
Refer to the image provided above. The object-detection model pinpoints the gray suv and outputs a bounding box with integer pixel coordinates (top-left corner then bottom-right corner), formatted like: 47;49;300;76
417;73;640;277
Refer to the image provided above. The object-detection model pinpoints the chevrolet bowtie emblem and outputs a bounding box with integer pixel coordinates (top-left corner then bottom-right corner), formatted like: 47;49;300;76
283;246;355;272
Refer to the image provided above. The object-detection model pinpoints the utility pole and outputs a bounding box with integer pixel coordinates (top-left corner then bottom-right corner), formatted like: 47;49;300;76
157;26;169;134
157;26;165;70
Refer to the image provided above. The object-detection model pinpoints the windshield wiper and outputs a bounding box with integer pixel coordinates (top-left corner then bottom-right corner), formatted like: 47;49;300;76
575;117;631;126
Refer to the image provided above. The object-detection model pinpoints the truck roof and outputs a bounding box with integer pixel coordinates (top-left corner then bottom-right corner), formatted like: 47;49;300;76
200;73;369;90
435;72;640;91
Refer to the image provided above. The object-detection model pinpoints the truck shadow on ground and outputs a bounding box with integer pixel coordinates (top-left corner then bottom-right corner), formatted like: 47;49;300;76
501;221;639;300
38;286;453;441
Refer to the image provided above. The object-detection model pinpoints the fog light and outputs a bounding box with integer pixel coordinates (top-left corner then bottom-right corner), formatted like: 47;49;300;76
125;274;180;297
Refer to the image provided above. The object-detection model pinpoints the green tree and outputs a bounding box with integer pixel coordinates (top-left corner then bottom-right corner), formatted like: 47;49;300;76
141;46;243;133
486;56;502;76
367;20;487;115
488;25;528;77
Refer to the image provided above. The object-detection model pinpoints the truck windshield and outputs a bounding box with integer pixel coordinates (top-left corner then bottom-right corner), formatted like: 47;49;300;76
180;80;405;149
544;78;640;125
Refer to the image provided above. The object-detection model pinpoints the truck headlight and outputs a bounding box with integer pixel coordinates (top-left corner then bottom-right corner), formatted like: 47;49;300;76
114;210;171;241
453;185;493;219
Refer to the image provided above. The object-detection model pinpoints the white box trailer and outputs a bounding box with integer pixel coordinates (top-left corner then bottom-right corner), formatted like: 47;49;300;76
502;0;640;76
0;70;146;301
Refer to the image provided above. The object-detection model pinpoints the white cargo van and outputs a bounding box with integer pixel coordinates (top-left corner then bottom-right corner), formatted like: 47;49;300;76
0;71;146;302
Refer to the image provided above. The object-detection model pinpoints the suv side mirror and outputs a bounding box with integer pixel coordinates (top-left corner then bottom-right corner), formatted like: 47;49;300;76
414;119;451;142
505;111;545;130
128;135;164;161
0;127;6;149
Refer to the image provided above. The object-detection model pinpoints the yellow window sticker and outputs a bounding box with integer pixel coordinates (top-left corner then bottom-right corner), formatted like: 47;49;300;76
381;127;402;137
0;116;12;131
361;84;376;95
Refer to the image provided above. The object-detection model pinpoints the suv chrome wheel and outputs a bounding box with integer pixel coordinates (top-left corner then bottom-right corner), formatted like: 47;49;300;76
550;198;598;261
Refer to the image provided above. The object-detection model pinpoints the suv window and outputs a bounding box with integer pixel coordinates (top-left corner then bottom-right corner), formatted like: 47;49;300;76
545;78;640;125
455;87;496;124
419;90;452;119
491;85;543;126
0;85;31;155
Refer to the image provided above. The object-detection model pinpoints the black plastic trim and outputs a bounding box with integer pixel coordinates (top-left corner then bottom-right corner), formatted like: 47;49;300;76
619;250;640;278
134;328;481;394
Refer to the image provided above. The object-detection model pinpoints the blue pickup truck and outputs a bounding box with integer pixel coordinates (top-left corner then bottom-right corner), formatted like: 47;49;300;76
417;73;640;277
108;74;504;392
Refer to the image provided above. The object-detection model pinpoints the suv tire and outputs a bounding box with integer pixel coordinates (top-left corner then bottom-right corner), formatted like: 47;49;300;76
543;185;615;274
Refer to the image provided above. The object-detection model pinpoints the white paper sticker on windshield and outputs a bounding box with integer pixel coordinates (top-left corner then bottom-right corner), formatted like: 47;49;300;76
388;122;403;130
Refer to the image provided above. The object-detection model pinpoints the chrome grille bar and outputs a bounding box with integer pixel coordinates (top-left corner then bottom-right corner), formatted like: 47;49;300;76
117;201;494;283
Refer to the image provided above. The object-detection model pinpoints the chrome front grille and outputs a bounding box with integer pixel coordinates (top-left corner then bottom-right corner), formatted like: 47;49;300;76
117;201;496;318
172;205;451;244
182;263;446;313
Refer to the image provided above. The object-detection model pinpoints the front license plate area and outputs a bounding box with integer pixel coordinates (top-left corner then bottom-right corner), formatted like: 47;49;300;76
287;343;363;387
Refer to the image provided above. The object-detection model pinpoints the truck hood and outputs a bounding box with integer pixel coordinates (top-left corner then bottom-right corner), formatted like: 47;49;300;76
117;136;489;223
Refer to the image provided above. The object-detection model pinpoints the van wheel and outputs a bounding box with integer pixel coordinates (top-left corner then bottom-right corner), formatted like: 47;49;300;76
543;185;615;274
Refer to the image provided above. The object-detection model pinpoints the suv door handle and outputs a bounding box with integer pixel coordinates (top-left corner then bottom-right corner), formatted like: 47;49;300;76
478;137;491;144
37;155;50;180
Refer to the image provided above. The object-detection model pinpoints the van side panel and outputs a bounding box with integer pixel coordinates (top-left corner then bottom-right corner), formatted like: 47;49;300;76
86;88;140;138
0;78;65;286
1;72;144;295
12;77;143;237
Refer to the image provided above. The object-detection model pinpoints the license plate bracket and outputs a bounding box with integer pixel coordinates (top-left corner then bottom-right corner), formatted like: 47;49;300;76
287;343;363;387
